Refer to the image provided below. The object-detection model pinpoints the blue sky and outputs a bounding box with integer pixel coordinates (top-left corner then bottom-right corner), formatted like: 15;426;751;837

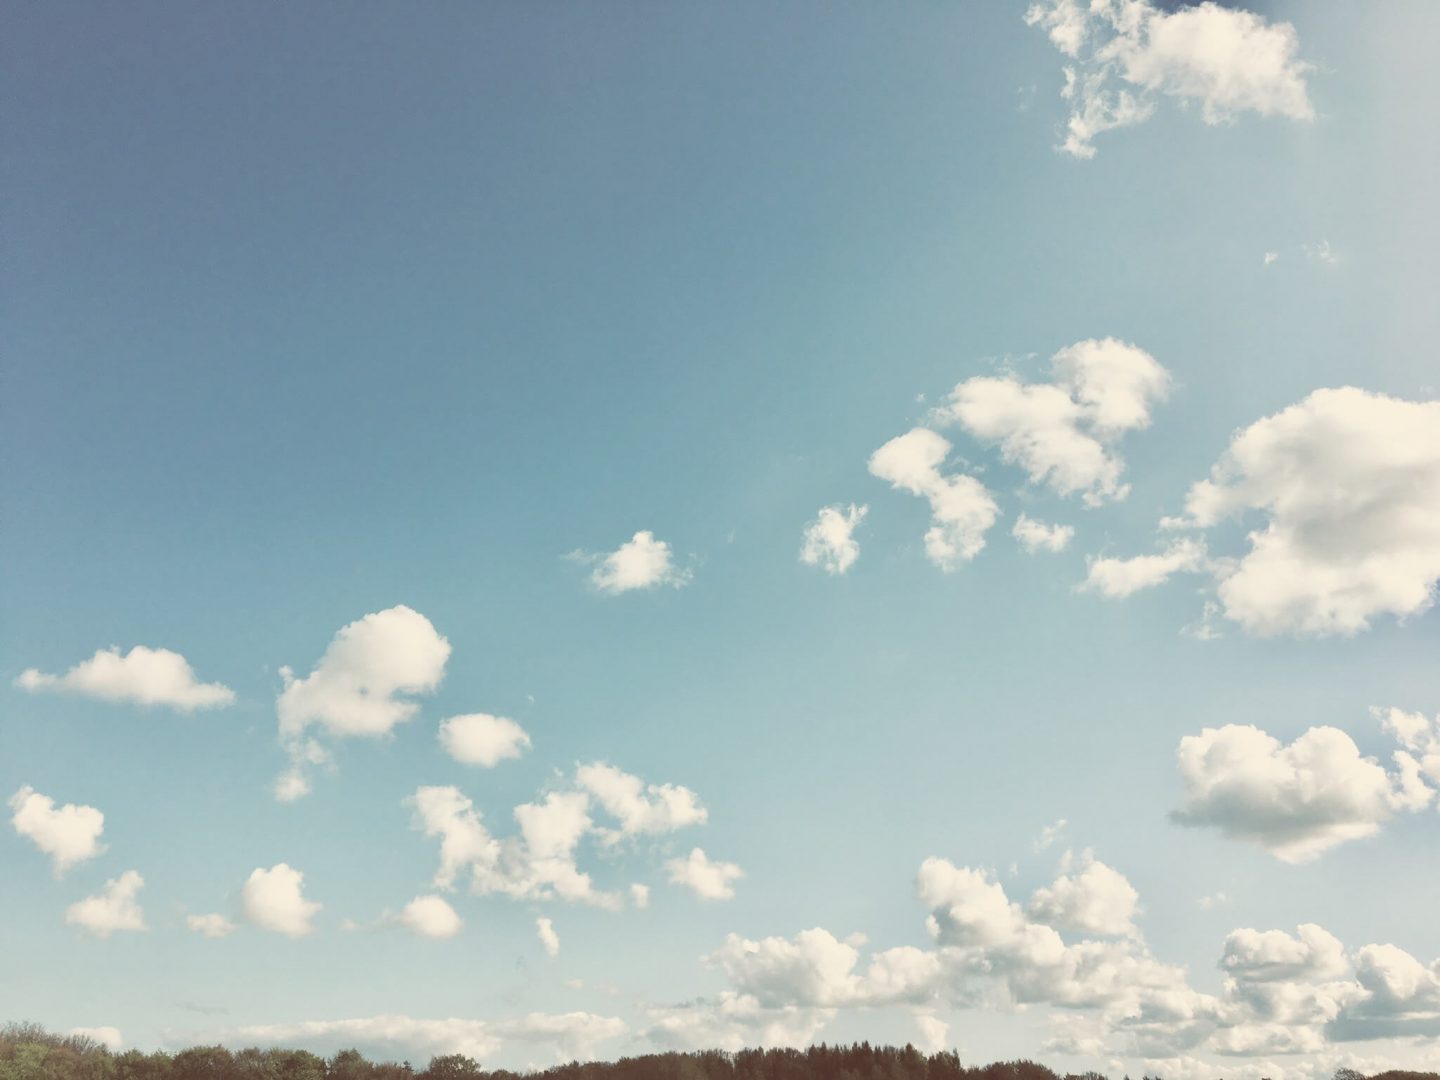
3;1;1440;1075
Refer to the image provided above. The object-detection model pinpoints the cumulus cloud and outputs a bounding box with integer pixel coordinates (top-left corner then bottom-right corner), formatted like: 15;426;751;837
1013;514;1074;554
1332;943;1440;1040
70;1028;123;1052
645;993;832;1053
800;504;868;575
1173;388;1440;637
9;785;106;875
408;763;710;911
938;339;1171;506
666;848;744;901
439;714;532;768
1025;0;1314;159
409;786;611;909
275;605;451;799
241;864;321;938
223;1012;628;1064
187;913;237;939
1170;721;1433;861
914;1013;949;1054
576;763;707;843
706;928;939;1008
15;645;234;711
686;851;1440;1064
66;871;147;938
1028;851;1142;937
579;531;691;594
1375;706;1440;802
868;429;999;570
398;895;462;940
1082;537;1210;598
537;916;560;958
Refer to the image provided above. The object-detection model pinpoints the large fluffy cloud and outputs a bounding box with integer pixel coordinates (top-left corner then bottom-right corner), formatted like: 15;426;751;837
9;785;106;875
938;339;1170;506
1170;721;1433;862
868;429;999;570
241;863;322;938
66;870;147;938
800;504;868;575
1025;0;1314;159
580;531;691;594
1174;388;1440;637
274;605;451;800
15;645;234;711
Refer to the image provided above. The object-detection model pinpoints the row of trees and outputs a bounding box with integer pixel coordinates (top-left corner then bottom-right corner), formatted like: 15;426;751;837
4;1026;1436;1080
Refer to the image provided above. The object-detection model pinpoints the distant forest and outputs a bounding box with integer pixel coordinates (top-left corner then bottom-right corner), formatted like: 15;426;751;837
4;1025;1437;1080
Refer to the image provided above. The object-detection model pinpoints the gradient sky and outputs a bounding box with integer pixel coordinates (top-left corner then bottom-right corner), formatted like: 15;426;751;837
3;2;1439;1076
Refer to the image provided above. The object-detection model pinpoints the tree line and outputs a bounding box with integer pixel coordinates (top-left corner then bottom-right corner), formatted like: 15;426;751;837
4;1024;1436;1080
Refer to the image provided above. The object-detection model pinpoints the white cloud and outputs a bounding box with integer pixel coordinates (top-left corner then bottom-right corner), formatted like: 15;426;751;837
1221;924;1349;985
187;913;237;939
800;504;868;575
1304;240;1340;267
1171;722;1433;861
1028;851;1142;937
1082;537;1210;598
224;1012;628;1064
1013;514;1074;554
9;785;106;875
868;428;999;570
684;851;1440;1065
408;785;617;909
241;863;321;938
706;928;940;1008
666;848;744;901
409;764;715;913
1375;706;1440;801
914;1013;949;1053
15;645;234;711
275;605;451;798
581;531;691;594
1263;252;1279;266
66;870;147;938
939;339;1171;506
575;762;707;843
438;714;532;768
644;993;833;1053
1026;0;1314;159
537;916;560;958
1034;818;1068;852
70;1027;123;1052
1175;388;1440;637
398;895;462;940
